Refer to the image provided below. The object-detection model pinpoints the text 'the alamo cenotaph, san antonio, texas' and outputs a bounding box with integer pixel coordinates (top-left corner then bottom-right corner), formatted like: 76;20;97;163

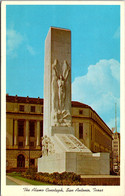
38;27;110;175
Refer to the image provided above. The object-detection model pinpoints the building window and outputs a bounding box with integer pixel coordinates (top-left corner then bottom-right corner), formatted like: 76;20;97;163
113;141;118;144
29;121;35;137
30;142;35;148
18;142;23;148
30;159;35;167
79;110;83;115
18;120;24;136
114;135;118;139
91;125;92;140
79;123;83;139
31;106;35;112
13;120;14;146
41;107;43;113
17;154;25;168
40;121;43;137
19;105;24;112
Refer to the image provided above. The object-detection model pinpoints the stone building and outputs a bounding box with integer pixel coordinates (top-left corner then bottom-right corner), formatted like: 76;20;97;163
112;131;120;174
6;94;112;172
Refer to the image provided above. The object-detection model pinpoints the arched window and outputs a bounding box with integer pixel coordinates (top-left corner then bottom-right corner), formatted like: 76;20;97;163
17;154;25;168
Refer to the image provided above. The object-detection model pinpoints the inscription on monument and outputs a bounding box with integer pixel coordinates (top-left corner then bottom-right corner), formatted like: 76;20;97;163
55;134;91;152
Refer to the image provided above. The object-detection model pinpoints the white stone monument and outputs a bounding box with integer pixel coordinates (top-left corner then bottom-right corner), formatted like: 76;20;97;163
38;27;110;175
43;27;73;137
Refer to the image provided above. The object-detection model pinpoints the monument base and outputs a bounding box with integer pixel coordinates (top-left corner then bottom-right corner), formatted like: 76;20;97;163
38;152;110;175
38;134;110;175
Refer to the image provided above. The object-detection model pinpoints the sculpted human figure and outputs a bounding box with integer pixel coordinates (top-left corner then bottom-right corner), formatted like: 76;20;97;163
57;75;65;110
52;59;58;108
52;59;70;111
42;135;55;156
42;135;50;156
63;60;70;81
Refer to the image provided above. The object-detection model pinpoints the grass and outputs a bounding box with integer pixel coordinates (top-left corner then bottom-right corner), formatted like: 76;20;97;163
7;173;52;185
7;172;22;177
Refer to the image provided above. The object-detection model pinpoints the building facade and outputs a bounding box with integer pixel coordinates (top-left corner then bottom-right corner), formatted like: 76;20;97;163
6;95;113;172
112;132;120;174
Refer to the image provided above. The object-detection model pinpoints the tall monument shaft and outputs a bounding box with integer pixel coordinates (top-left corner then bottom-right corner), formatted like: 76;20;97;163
38;27;110;175
44;27;72;136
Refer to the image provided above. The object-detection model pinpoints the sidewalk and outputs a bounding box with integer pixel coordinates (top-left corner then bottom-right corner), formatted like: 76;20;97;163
6;176;31;185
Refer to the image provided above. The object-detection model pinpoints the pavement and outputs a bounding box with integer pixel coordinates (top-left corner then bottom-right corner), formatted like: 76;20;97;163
6;176;31;185
6;177;18;185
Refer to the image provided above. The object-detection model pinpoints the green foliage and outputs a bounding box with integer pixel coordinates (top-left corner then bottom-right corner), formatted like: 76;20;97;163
9;175;52;185
7;172;21;177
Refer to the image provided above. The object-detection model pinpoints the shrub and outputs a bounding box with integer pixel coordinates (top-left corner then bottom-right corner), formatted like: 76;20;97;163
24;168;36;180
21;171;82;185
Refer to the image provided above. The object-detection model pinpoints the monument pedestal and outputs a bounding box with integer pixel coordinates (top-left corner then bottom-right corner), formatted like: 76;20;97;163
38;134;110;175
38;152;110;175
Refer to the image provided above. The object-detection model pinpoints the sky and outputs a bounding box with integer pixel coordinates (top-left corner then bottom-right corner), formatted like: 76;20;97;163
6;4;120;131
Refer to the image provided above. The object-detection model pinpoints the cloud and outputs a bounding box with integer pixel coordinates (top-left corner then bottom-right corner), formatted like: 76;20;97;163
6;29;23;57
7;28;36;57
26;45;36;55
113;27;120;39
72;59;120;130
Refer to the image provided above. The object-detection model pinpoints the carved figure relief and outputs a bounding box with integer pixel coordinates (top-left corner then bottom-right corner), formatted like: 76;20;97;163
51;59;71;127
52;59;70;111
42;135;55;156
52;59;59;112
